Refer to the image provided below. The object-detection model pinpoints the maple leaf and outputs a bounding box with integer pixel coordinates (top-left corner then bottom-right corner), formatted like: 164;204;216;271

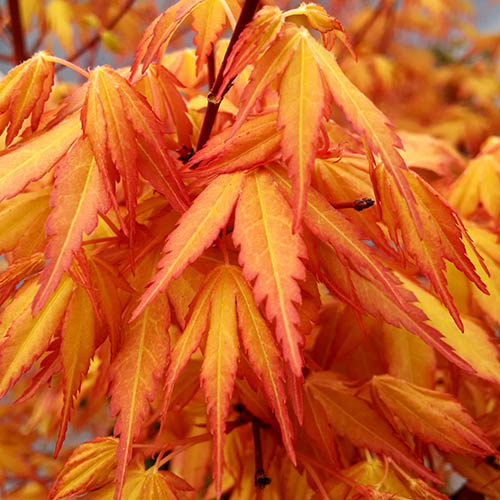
0;51;54;146
49;437;118;500
233;169;307;376
0;112;81;204
82;65;189;239
109;290;170;500
135;65;193;148
449;150;500;221
375;163;487;330
200;268;239;498
278;30;325;230
55;286;96;457
192;0;241;75
133;172;244;319
371;375;496;456
186;112;282;179
307;373;441;484
33;137;110;312
0;277;73;398
229;266;295;463
88;463;193;499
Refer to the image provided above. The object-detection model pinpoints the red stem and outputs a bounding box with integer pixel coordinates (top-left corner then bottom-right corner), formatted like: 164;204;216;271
8;0;26;64
196;0;260;150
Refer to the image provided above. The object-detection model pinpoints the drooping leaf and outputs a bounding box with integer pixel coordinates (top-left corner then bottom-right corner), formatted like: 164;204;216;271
229;25;302;135
306;34;423;231
0;51;54;146
162;266;223;415
317;241;474;371
82;66;189;238
233;169;307;376
133;172;244;319
131;0;208;76
278;29;324;229
33;137;110;312
400;275;500;386
229;266;295;463
55;286;96;457
109;292;170;500
375;163;487;330
200;268;239;498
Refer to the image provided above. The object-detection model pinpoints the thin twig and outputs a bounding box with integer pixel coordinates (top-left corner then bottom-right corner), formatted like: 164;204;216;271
55;0;137;72
196;0;260;150
207;49;216;89
332;198;375;211
252;419;271;490
7;0;26;63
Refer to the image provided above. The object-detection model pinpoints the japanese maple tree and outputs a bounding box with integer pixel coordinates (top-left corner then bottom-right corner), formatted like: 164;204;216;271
0;0;499;498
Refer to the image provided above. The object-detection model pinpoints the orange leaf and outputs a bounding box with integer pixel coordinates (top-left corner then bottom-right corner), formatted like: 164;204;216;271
400;275;500;386
131;0;207;76
200;268;239;498
109;293;170;500
162;266;224;414
186;112;281;179
49;437;118;500
371;375;496;456
192;0;239;74
306;36;422;233
278;29;325;229
271;166;412;314
307;373;441;484
135;65;192;148
233;170;307;376
0;112;81;203
0;51;54;146
317;242;473;371
0;276;73;398
229;25;302;136
82;66;189;237
218;5;284;99
229;266;296;463
375;164;487;330
133;172;244;319
0;190;49;254
87;463;193;499
55;287;96;457
33;137;110;312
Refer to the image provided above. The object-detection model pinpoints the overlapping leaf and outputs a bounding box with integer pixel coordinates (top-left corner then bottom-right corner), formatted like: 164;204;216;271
49;437;118;500
200;269;239;497
233;170;307;376
55;286;96;457
307;373;441;484
82;65;189;239
371;375;496;456
109;291;170;500
375;163;487;330
0;112;81;204
33;137;110;312
133;172;244;319
0;277;73;398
